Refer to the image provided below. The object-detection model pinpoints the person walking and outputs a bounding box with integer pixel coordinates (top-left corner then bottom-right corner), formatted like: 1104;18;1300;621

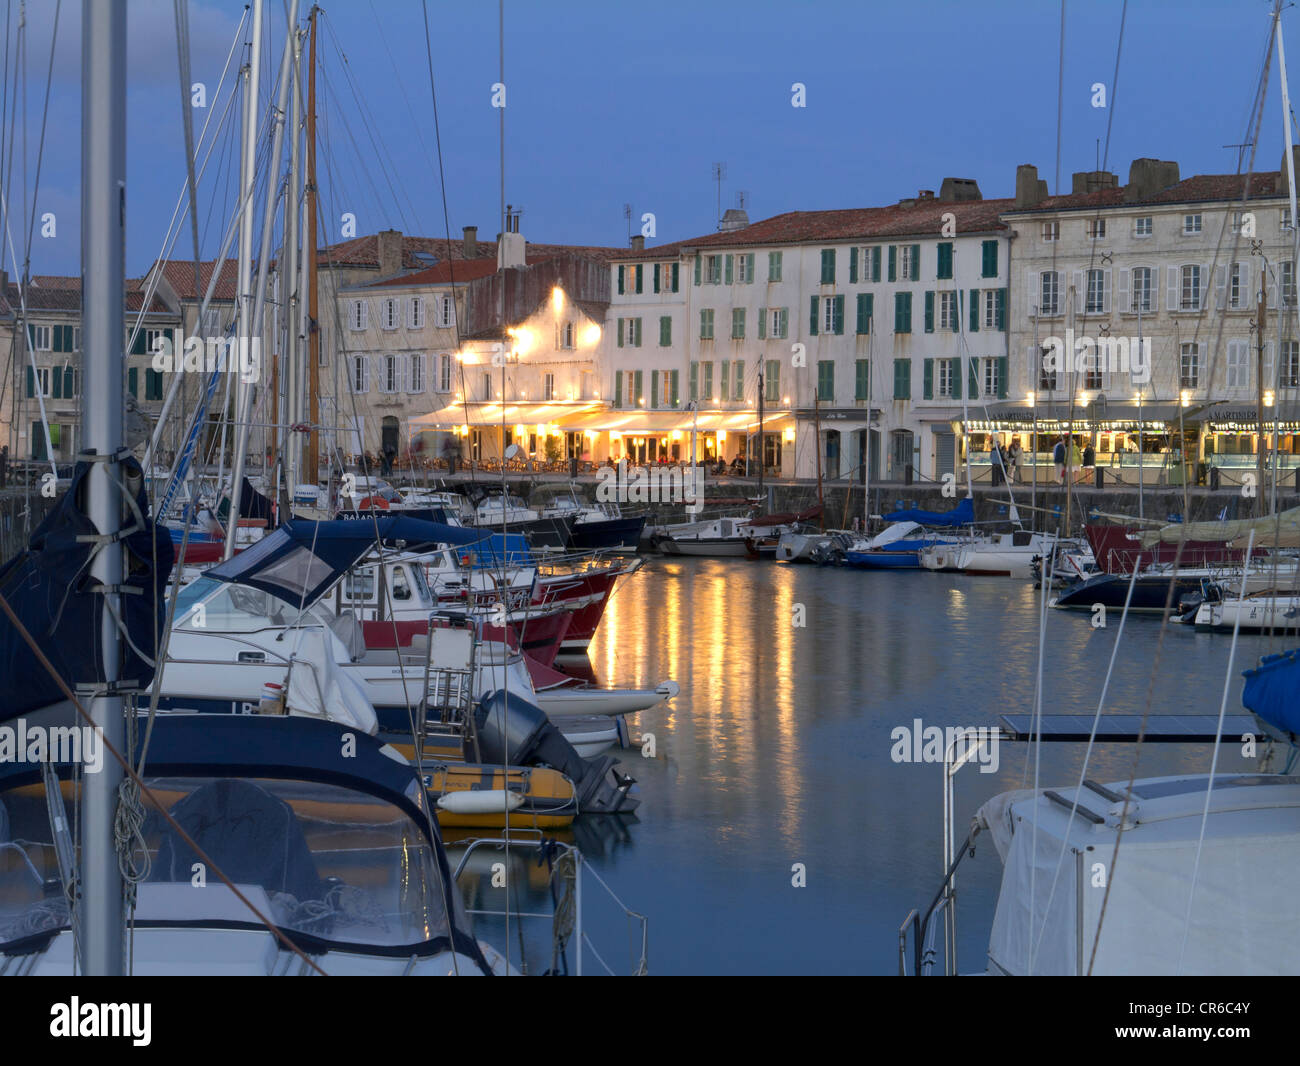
1082;440;1096;484
1053;435;1066;484
1007;440;1021;483
989;437;1004;486
1069;436;1083;484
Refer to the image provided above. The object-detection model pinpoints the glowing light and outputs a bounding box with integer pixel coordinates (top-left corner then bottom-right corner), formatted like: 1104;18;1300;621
1025;391;1035;404
718;430;727;443
515;424;527;437
670;430;682;441
609;431;622;441
783;426;795;443
783;395;791;405
1265;390;1276;407
552;286;565;313
583;324;601;345
585;429;598;439
1180;390;1191;407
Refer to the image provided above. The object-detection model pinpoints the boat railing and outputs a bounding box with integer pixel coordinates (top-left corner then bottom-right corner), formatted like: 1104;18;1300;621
451;836;648;976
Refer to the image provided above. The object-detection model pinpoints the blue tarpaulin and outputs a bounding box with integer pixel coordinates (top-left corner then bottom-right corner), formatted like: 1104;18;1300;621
0;455;174;721
204;516;489;609
1242;650;1300;734
882;496;975;527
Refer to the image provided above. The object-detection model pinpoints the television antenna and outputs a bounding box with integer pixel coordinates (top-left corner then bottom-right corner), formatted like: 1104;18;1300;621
712;162;726;229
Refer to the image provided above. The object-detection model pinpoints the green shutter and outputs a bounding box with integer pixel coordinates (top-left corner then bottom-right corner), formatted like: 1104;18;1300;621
614;370;623;407
951;293;959;333
617;318;624;348
635;265;644;294
937;242;952;279
821;248;835;284
660;316;671;346
809;296;819;335
617;266;625;295
720;361;730;399
694;256;701;286
672;263;680;292
24;366;33;397
651;371;659;409
833;295;844;335
982;239;998;278
894;359;910;400
128;367;138;397
725;254;734;284
911;244;921;280
949;358;960;399
63;367;75;398
855;359;869;400
52;365;62;399
131;330;148;355
850;247;859;283
970;289;980;332
671;369;680;407
873;246;882;282
758;307;766;339
888;246;897;282
923;358;934;399
998;356;1008;398
766;359;780;402
996;288;1007;330
689;361;698;401
653;264;660;293
968;359;979;398
856;293;868;334
733;359;744;400
746;254;755;283
924;291;934;333
635;370;643;405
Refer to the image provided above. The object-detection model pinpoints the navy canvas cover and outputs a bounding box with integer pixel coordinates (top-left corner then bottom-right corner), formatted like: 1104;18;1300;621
1243;649;1300;735
882;496;975;527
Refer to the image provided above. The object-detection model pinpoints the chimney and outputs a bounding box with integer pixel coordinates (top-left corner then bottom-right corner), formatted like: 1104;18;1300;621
1071;170;1118;195
1279;147;1300;193
719;208;749;232
376;229;403;276
918;189;935;201
1124;158;1179;203
630;235;646;250
938;178;981;203
1015;164;1048;209
463;225;478;257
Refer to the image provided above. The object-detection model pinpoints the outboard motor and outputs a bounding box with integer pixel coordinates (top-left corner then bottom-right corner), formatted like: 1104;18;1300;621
475;690;638;814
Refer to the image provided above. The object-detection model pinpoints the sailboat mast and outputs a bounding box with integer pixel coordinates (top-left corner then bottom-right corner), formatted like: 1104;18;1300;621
79;0;128;975
223;0;265;558
1276;6;1298;517
757;368;765;502
812;374;824;528
305;5;320;486
284;24;303;492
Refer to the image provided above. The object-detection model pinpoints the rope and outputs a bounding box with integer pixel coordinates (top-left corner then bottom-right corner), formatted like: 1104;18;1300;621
549;846;576;973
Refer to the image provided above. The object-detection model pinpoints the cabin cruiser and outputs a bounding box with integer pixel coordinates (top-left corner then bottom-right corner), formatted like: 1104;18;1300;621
919;530;1065;578
536;487;646;553
461;485;573;550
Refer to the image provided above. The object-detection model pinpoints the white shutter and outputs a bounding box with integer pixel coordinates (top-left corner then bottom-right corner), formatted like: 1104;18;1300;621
1167;266;1179;311
1102;268;1112;313
1071;270;1084;314
1201;263;1211;310
1214;265;1227;310
1265;341;1275;390
1239;263;1252;309
1118;268;1131;313
1026;270;1037;317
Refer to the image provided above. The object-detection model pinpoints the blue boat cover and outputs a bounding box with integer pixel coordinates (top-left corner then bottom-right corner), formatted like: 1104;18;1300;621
204;516;488;608
882;496;974;527
0;455;174;721
462;533;534;569
1242;649;1300;734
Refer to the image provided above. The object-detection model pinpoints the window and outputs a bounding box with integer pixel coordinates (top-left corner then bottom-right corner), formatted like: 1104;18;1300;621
1131;266;1153;312
1226;339;1250;388
436;294;454;328
936;359;953;398
816;360;834;402
768;251;783;282
894;292;912;333
1282;341;1300;388
700;361;713;401
822;297;835;333
730;359;745;401
618;317;642;347
769;308;788;338
1041;221;1060;242
659;315;672;347
544;373;555;401
1231;210;1245;235
764;360;780;403
1285;208;1294;231
892;358;911;400
1229;262;1246;310
409;297;425;329
381;353;401;392
980;239;998;278
898;244;915;279
736;254;751;283
438;353;452;392
1083;344;1102;389
409;354;426;393
731;307;745;339
1086;219;1106;239
26;366;51;397
700;309;714;340
1283;261;1296;308
855;293;873;334
351;355;369;393
1040;271;1060;315
481;372;492;400
820;249;836;284
562;321;575;348
938;291;956;330
1086;269;1105;314
706;255;722;284
1179;342;1200;388
30;324;51;351
1134;216;1152;237
982;290;997;329
984;358;1002;398
382;298;399;330
349;300;368;331
854;359;870;401
1180;265;1201;310
1183;213;1202;235
146;328;167;354
936;242;953;280
1039;346;1057;391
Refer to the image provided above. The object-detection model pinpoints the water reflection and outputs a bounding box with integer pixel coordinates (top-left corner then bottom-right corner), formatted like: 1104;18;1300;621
566;559;1270;973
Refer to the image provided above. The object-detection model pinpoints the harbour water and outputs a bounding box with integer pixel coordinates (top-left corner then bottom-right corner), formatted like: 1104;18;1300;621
569;558;1273;975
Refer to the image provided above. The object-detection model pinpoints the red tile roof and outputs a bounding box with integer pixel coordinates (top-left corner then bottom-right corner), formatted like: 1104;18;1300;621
1003;172;1285;214
3;275;171;314
318;233;624;272
151;258;239;301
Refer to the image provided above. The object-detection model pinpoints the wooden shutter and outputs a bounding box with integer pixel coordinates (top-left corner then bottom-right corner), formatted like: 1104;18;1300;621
997;357;1008;398
617;265;625;295
672;263;680;292
671;369;680;406
856;359;869;400
1167;266;1179;311
969;289;980;332
833;295;844;335
653;264;661;293
888;245;897;282
809;296;819;335
694;256;701;286
967;359;979;398
758;307;767;339
951;358;962;399
996;288;1007;330
910;244;921;280
850;247;858;283
617;318;625;348
873;246;881;282
923;358;934;399
725;255;734;285
924;291;934;333
651;371;659;409
635;265;644;294
614;370;622;407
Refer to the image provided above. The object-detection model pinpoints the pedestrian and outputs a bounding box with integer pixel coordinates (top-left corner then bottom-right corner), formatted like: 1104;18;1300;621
1069;436;1083;484
1007;440;1021;483
1082;440;1096;483
1053;435;1066;484
990;437;1004;486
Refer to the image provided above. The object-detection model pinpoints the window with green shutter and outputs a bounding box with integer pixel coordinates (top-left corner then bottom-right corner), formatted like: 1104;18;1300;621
996;288;1007;330
856;293;873;334
720;361;730;399
894;292;912;333
765;360;780;402
631;318;642;346
888;245;897;282
969;289;980;332
769;251;782;281
820;249;836;284
635;265;644;294
855;359;869;400
702;309;715;340
671;263;680;292
757;307;767;339
694;256;701;286
817;360;834;402
671;368;680;407
871;246;881;282
634;370;644;405
614;370;623;408
809;296;819;336
937;242;953;280
52;365;62;399
659;316;672;346
832;295;845;335
25;367;33;397
702;361;713;400
967;359;979;398
651;371;659;409
63;367;75;398
128;367;138;397
731;307;745;339
894;358;911;400
910;244;921;281
849;247;859;283
617;318;625;348
997;356;1008;398
725;255;734;285
923;358;934;399
146;369;164;401
653;264;660;293
744;253;755;283
732;359;744;400
689;361;698;401
981;239;998;278
617;265;625;295
924;291;935;333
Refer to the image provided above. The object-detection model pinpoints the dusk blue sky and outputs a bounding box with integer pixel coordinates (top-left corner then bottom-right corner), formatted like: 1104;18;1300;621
6;0;1295;277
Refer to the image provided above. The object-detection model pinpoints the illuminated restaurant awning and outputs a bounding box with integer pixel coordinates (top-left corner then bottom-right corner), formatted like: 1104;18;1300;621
557;408;794;434
410;402;601;428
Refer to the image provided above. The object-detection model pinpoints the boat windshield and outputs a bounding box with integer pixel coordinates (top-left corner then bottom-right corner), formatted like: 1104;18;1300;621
172;577;295;632
0;776;467;954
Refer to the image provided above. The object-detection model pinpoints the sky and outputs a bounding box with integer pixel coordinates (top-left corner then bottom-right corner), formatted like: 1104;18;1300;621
4;0;1296;278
